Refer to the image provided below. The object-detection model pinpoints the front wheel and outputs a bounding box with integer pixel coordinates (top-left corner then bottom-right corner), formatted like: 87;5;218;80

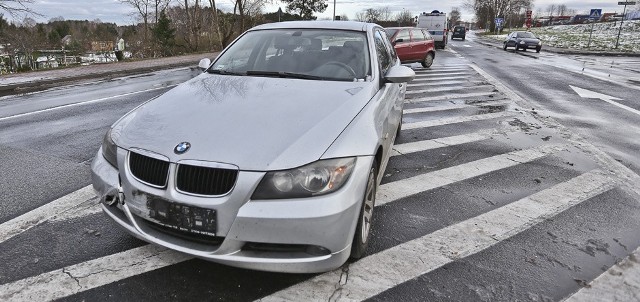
536;48;541;53
350;160;378;259
421;52;434;68
503;43;507;51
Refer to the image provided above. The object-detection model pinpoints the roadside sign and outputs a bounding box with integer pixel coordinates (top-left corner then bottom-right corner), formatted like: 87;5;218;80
618;2;636;5
495;18;504;25
589;9;602;19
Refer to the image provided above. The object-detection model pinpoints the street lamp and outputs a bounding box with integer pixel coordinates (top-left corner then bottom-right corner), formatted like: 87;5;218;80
277;7;282;22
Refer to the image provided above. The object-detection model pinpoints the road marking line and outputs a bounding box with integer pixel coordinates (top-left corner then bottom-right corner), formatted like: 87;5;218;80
407;80;469;87
414;68;470;74
403;111;514;130
403;100;509;114
570;85;640;117
258;169;616;302
0;245;191;301
378;143;564;205
0;85;176;121
564;244;640;302
407;91;497;102
415;72;472;77
406;84;494;94
0;185;96;244
410;76;470;82
391;130;509;156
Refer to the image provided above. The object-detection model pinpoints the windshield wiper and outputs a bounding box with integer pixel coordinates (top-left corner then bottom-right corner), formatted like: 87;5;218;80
246;70;325;80
207;69;246;76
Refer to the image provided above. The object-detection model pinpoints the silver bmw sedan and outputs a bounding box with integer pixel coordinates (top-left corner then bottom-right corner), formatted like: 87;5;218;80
91;21;415;273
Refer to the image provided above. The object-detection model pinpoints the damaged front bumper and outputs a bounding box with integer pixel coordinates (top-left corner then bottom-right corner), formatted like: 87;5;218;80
91;147;372;273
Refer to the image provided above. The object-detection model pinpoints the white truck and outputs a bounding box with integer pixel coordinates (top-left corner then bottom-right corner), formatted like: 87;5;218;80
417;10;448;49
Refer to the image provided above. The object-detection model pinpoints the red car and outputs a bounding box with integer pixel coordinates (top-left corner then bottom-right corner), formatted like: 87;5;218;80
385;27;436;68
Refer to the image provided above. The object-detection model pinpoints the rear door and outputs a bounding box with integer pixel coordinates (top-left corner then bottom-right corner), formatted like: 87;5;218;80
410;29;427;60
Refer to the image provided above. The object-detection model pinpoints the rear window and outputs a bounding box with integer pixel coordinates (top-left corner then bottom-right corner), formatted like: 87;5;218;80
454;27;465;32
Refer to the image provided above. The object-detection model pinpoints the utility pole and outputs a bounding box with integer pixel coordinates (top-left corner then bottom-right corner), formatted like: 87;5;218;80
333;0;336;21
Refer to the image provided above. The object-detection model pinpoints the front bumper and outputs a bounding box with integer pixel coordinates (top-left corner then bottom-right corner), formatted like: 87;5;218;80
91;147;373;273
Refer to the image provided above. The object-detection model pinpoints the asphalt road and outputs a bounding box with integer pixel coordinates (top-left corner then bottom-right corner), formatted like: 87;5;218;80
1;45;639;301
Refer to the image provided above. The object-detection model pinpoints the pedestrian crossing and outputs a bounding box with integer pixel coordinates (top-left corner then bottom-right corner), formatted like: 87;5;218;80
1;58;639;301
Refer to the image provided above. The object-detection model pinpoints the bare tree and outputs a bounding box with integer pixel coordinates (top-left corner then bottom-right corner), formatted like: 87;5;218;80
557;4;567;16
395;9;413;26
547;4;556;17
378;7;392;21
120;0;152;50
0;0;39;17
449;7;461;26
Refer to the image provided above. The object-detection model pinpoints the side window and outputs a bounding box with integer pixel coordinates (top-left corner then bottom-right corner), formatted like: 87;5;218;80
395;29;411;44
411;29;425;42
374;30;392;74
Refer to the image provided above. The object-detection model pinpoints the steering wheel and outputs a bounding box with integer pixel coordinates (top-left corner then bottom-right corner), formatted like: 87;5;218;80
320;61;357;78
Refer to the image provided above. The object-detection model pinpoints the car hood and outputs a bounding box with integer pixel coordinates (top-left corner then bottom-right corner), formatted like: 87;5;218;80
111;73;375;171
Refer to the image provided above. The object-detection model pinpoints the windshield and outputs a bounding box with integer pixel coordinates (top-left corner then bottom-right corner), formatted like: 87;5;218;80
516;32;536;39
210;29;370;81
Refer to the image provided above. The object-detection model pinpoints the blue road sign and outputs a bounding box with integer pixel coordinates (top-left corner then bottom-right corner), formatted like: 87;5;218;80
589;9;602;19
495;18;504;25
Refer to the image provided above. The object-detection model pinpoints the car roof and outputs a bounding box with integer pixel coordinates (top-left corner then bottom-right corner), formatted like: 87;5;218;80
250;21;372;32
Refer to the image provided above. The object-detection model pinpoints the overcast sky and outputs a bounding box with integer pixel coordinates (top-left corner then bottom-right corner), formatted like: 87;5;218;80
9;0;634;25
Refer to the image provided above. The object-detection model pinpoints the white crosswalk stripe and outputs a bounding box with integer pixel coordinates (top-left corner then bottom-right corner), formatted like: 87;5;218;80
0;185;95;244
402;101;509;114
258;169;617;302
403;111;514;129
406;84;494;94
407;91;497;103
379;144;564;206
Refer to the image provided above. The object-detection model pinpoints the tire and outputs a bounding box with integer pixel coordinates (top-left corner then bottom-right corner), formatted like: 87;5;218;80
536;48;541;53
503;43;507;51
350;160;378;259
421;52;434;68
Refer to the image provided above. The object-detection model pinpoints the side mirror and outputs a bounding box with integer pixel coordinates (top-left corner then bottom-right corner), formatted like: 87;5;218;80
385;65;415;83
198;58;211;71
393;38;404;45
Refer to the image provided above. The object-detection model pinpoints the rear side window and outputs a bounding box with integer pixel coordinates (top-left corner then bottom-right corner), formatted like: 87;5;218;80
411;29;425;41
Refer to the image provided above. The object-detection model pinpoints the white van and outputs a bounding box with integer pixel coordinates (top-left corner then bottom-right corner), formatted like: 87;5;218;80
417;10;448;49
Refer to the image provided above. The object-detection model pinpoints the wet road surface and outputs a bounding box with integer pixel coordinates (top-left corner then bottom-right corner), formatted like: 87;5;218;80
1;49;639;301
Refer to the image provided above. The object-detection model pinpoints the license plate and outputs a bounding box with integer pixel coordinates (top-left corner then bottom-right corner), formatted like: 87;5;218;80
146;197;217;236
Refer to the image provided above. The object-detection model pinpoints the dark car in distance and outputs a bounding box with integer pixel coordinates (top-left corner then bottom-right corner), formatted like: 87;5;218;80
385;27;436;68
503;31;542;52
451;26;466;40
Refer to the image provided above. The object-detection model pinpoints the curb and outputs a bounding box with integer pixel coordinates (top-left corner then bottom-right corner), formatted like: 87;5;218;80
0;62;199;97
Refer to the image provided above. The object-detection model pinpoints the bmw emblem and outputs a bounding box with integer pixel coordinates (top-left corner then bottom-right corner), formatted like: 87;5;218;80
174;142;191;154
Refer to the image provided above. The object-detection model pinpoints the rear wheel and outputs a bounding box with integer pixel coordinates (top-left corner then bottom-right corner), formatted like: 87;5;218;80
421;52;434;68
350;160;378;259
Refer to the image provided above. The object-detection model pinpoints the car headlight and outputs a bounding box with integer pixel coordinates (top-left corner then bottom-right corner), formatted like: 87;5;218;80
102;128;118;168
251;158;356;200
519;41;525;44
